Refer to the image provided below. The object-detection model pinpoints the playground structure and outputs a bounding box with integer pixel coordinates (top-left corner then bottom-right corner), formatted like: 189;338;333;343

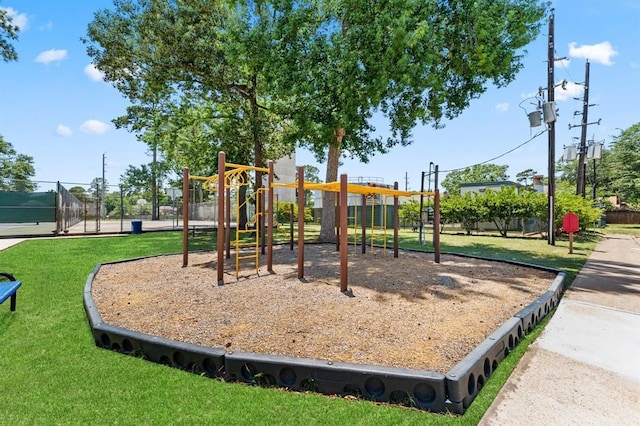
181;151;440;291
84;155;570;415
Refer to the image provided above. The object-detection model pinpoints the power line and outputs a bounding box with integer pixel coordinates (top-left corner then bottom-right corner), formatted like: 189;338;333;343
440;129;548;173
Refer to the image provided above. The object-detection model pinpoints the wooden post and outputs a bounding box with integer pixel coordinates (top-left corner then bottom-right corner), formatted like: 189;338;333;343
182;168;189;267
393;182;399;258
225;186;231;259
289;204;294;250
340;174;348;292
217;152;225;285
297;166;305;279
335;191;340;252
361;194;367;254
267;161;274;272
434;189;441;264
260;185;266;255
569;232;574;254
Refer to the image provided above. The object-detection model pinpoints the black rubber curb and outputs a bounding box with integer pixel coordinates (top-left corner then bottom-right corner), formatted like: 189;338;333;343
83;250;565;415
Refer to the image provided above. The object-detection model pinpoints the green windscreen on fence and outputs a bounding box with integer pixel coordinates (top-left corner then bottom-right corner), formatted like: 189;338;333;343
0;191;56;223
346;205;396;228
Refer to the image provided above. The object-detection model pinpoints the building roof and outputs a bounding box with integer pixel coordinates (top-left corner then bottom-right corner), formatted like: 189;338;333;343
459;181;522;188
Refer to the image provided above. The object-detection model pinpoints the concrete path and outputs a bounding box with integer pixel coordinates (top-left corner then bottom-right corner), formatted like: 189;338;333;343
481;234;640;425
0;238;23;252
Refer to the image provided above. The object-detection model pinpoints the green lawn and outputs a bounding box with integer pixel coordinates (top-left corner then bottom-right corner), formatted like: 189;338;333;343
0;229;600;425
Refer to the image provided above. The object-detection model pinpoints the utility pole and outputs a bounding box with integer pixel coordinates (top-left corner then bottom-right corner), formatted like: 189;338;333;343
546;9;556;246
576;60;590;197
569;60;600;198
404;171;409;191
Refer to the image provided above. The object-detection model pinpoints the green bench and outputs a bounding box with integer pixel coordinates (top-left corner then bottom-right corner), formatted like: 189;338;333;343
0;273;21;312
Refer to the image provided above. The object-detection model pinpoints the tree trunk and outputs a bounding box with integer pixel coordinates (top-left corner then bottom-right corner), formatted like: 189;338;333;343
318;129;344;242
238;176;248;230
249;74;264;240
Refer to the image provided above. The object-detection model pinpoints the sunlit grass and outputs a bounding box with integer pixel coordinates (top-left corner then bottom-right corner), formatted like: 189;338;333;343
0;228;601;424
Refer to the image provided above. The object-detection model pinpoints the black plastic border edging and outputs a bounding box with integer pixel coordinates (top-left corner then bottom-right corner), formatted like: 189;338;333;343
83;251;565;415
225;350;448;412
83;263;226;377
445;317;523;413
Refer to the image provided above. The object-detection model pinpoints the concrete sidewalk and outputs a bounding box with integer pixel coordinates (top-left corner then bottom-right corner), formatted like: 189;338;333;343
0;238;23;252
481;234;640;425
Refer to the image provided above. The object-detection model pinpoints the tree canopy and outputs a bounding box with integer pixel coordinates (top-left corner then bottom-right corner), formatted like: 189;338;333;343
604;123;640;204
0;135;35;191
0;5;19;62
515;168;537;187
85;0;548;239
441;163;510;195
267;0;547;240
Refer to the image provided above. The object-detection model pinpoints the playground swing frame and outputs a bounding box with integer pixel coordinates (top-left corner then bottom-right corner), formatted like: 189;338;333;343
181;152;441;292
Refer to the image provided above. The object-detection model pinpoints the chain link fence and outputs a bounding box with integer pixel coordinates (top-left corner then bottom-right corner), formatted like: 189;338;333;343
0;179;251;238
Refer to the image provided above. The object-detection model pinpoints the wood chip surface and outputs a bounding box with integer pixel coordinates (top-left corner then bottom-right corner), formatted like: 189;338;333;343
91;244;554;373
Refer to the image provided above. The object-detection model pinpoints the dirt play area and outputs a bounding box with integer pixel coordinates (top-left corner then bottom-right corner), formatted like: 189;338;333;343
91;244;555;374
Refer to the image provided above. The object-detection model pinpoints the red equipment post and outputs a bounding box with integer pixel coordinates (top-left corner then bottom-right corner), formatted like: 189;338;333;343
563;212;579;254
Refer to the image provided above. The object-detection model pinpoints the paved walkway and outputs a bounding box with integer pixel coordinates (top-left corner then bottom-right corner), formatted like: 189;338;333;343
481;234;640;425
0;238;23;252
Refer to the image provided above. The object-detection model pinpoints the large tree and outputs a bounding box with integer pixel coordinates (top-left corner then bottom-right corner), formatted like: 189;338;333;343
85;1;296;227
0;135;35;191
268;0;547;241
441;163;510;195
86;0;547;241
604;123;640;204
85;0;294;184
516;168;537;187
0;5;19;62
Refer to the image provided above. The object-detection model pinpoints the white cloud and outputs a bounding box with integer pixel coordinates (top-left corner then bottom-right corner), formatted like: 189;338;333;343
1;7;28;30
38;21;53;31
56;125;73;137
80;119;110;134
495;102;509;113
555;81;584;101
84;63;105;81
556;58;571;69
35;49;68;64
568;41;618;66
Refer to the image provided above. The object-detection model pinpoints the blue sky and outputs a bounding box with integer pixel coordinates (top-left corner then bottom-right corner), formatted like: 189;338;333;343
1;1;639;191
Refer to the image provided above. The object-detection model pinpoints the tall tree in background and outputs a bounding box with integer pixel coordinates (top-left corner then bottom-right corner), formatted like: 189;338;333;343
516;168;537;187
85;0;294;188
85;1;295;228
0;5;19;62
269;0;547;241
606;123;640;204
303;164;321;207
441;163;510;195
86;0;547;241
0;135;35;191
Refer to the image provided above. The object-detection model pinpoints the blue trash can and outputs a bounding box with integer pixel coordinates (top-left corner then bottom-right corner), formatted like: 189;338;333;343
131;220;142;234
